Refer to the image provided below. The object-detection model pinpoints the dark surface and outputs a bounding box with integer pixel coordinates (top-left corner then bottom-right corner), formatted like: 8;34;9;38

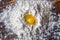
55;1;60;14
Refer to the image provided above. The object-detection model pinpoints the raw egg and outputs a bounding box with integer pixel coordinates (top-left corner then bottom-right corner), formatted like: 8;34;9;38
24;14;37;26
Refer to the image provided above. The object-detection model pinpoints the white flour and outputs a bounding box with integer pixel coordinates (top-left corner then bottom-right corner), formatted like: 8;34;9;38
0;0;53;40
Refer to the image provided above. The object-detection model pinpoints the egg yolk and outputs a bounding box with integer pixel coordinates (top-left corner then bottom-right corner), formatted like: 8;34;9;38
27;17;34;24
24;14;37;25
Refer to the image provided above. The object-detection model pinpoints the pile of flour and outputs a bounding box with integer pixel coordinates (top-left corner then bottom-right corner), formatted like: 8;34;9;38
0;0;53;40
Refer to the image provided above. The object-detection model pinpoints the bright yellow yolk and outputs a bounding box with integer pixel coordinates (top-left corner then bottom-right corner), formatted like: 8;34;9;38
24;14;37;25
27;17;35;24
